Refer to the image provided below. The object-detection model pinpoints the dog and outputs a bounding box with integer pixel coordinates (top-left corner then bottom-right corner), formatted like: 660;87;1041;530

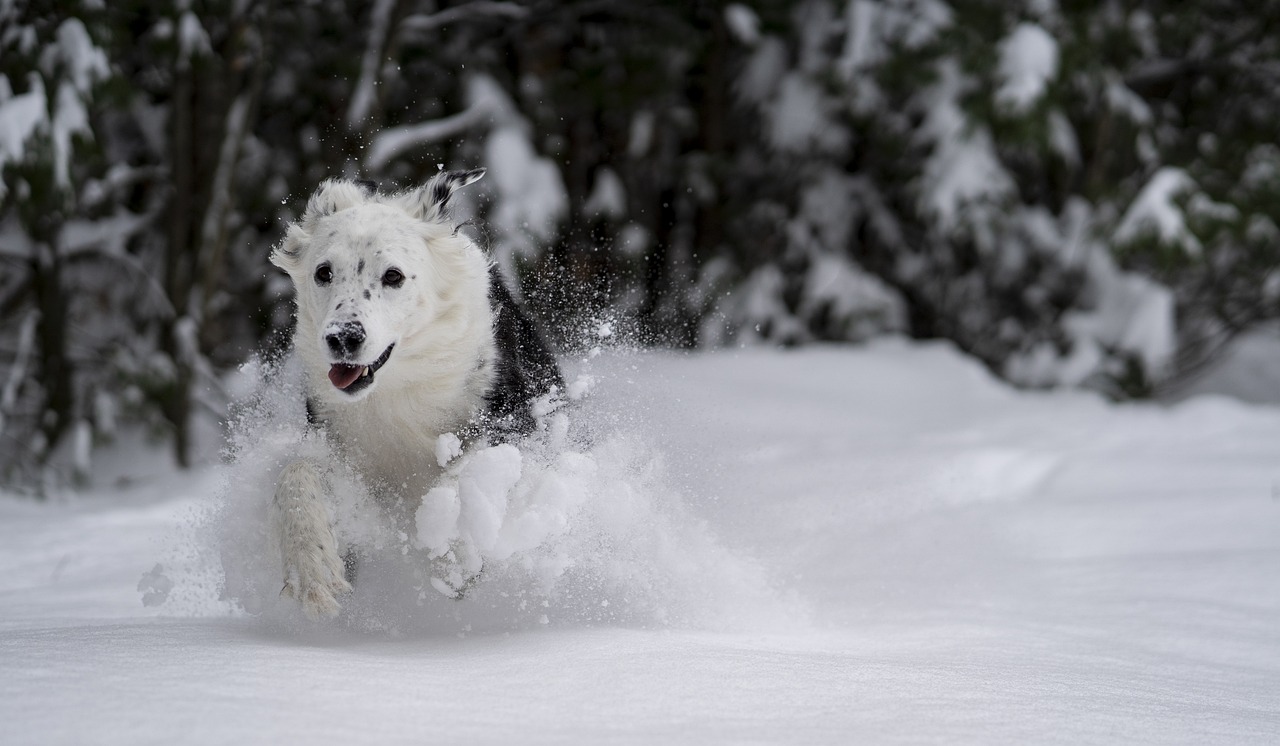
267;169;563;619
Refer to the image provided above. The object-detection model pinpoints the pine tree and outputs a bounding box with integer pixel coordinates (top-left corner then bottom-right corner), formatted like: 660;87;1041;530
0;0;120;486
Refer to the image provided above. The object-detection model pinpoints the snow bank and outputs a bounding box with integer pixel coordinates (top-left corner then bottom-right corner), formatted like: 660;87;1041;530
5;342;1280;743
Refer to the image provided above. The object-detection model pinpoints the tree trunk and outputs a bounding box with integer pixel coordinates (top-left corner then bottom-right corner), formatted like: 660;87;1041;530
163;64;198;468
31;241;73;461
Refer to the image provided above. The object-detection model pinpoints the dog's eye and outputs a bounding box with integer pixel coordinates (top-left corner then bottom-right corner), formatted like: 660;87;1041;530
382;268;405;288
314;263;333;285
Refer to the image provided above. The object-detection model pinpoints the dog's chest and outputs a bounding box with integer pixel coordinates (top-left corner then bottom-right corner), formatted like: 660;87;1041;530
322;390;471;497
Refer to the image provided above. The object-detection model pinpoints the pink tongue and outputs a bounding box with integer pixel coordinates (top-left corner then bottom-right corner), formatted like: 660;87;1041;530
328;364;363;390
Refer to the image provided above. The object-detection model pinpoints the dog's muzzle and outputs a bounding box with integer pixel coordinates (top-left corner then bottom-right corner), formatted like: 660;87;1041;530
328;343;395;395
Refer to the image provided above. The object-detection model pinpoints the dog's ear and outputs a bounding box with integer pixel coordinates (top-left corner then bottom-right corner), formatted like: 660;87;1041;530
402;168;486;223
302;179;371;224
273;178;375;274
270;224;307;274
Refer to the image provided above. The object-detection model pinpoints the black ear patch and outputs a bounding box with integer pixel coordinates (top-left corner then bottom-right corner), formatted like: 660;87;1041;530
418;168;486;221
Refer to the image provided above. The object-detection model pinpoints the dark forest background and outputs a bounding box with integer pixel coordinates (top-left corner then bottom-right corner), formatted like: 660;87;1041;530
4;0;1280;488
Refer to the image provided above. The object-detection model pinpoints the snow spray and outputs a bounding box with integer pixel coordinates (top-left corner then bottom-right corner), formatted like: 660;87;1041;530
155;316;800;635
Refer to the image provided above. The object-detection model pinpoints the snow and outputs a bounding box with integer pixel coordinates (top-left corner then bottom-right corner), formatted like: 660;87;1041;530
176;12;211;65
994;23;1059;114
484;127;568;247
397;2;529;36
723;4;761;46
4;342;1280;743
365;106;488;171
1176;324;1280;404
583;166;626;219
50;80;90;189
766;73;847;154
1114;167;1201;255
915;60;1014;230
53;18;109;94
718;264;807;343
0;74;48;200
345;0;395;128
1106;74;1154;126
736;37;787;106
998;199;1179;388
1048;108;1080;165
452;74;569;266
839;0;880;75
0;19;108;200
799;254;907;340
1059;249;1177;384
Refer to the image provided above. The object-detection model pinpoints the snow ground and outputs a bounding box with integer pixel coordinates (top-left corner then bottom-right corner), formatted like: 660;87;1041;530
2;340;1279;744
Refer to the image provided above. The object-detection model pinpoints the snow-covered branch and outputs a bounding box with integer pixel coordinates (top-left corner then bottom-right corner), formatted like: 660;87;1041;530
59;211;175;319
59;210;149;258
365;104;491;172
346;0;398;130
398;2;528;37
348;0;528;132
0;218;37;261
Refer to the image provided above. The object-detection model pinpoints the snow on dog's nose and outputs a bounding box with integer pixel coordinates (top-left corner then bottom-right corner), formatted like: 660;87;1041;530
325;321;366;358
325;321;368;390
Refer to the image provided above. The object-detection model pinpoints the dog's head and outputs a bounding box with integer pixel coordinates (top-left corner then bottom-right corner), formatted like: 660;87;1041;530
271;169;488;402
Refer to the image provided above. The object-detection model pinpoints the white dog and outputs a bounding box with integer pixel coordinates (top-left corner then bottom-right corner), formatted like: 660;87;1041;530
267;169;562;619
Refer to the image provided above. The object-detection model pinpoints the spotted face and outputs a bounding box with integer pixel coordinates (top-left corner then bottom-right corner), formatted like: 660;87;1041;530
270;169;487;403
294;205;440;398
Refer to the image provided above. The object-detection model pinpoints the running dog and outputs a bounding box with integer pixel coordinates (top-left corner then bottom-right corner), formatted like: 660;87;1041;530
267;169;562;618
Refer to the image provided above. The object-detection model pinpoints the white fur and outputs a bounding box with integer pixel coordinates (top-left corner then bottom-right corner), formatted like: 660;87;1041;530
268;177;495;618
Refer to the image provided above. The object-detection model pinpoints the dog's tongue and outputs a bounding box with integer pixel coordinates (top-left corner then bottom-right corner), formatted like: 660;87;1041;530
328;363;364;390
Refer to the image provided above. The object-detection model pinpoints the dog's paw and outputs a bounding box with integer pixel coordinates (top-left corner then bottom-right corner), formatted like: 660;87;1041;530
281;546;352;620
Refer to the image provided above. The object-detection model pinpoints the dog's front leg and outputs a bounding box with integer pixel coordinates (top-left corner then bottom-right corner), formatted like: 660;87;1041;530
272;460;352;619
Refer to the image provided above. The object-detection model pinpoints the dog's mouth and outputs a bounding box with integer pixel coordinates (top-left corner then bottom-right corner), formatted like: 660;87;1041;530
328;343;395;395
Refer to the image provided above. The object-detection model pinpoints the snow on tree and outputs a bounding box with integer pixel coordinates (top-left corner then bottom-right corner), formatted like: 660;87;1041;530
0;3;121;486
4;0;1280;485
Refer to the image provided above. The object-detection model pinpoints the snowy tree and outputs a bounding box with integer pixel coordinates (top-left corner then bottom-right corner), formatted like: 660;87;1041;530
0;1;127;486
4;0;1280;486
698;0;1280;396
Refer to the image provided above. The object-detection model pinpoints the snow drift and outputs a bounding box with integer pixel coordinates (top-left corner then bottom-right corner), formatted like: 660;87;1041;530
4;340;1280;745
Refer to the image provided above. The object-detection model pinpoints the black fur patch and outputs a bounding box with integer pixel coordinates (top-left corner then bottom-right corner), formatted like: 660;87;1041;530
477;266;564;441
430;180;454;212
305;397;323;429
429;169;486;216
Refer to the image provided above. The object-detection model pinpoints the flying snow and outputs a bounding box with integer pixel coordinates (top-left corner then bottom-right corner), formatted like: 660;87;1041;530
197;335;798;635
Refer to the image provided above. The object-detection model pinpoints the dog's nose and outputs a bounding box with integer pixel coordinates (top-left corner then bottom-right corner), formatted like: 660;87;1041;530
325;321;366;358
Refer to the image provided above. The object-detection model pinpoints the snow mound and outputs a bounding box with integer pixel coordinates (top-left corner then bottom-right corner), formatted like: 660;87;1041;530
192;348;799;636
